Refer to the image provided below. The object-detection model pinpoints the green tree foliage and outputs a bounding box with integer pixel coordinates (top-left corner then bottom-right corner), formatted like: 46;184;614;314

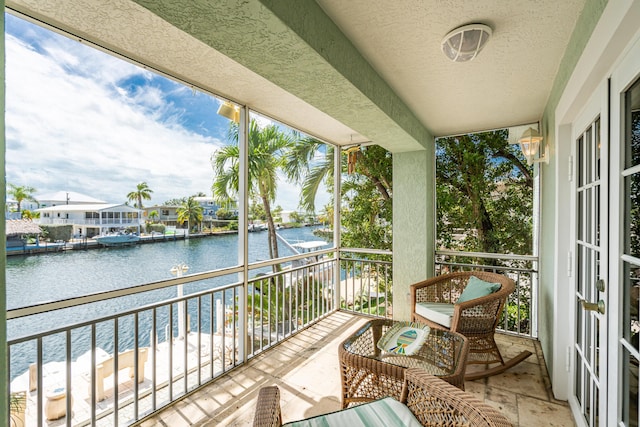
215;207;236;220
164;197;187;206
176;196;204;231
127;182;153;208
286;139;392;251
629;110;640;257
212;119;296;262
341;146;392;251
436;129;533;255
7;184;37;212
249;200;267;221
21;209;40;220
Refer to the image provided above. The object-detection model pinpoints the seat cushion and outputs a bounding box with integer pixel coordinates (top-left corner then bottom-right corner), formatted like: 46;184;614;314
282;397;422;427
414;302;455;328
456;276;501;303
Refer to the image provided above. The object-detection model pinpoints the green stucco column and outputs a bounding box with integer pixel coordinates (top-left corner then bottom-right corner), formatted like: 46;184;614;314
392;146;435;321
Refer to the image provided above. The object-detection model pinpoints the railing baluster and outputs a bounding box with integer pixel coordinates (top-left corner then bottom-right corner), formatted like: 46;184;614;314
37;337;43;427
168;303;173;402
152;307;157;412
114;317;119;426
65;330;71;427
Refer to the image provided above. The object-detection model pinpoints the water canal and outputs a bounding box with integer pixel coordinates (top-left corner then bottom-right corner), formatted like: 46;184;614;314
6;226;330;379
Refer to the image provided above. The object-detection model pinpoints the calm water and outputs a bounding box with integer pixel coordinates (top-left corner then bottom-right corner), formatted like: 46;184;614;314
6;226;329;379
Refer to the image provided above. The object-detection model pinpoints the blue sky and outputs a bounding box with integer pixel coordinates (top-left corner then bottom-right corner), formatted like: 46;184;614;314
5;13;327;211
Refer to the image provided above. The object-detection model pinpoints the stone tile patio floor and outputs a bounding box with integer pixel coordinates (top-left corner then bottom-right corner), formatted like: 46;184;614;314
139;311;576;426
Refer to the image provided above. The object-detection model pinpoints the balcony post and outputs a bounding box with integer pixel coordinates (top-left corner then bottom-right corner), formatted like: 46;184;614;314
333;144;341;311
238;104;249;362
392;146;435;320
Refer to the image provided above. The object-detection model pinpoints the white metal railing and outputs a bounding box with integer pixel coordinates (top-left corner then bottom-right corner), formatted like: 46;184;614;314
7;269;244;427
6;247;542;425
338;248;393;319
6;248;393;426
435;250;538;338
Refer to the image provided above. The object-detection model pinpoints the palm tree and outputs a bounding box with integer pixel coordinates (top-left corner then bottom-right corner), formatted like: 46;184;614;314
148;210;159;222
127;182;153;208
212;119;294;262
284;136;334;212
176;197;203;232
21;210;40;220
7;184;38;212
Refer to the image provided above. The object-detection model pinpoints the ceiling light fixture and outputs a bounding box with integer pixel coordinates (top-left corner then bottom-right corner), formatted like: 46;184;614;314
441;23;492;62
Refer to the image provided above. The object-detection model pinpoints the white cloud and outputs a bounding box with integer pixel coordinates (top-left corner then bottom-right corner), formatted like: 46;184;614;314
6;32;222;205
5;19;330;212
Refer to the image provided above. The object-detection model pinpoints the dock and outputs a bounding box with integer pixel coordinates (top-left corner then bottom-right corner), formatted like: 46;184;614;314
10;331;236;426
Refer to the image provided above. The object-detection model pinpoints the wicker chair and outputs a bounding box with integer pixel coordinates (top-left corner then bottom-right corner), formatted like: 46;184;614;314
253;368;512;426
411;271;531;380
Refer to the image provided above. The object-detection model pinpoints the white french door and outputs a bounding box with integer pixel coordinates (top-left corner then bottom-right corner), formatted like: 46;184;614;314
609;34;640;426
570;33;640;427
570;88;608;426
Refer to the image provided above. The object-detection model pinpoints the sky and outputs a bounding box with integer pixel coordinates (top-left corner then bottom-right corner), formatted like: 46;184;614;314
5;13;328;211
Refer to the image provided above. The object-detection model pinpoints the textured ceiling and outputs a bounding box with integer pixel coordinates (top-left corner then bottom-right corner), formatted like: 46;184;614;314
315;0;586;136
7;0;586;151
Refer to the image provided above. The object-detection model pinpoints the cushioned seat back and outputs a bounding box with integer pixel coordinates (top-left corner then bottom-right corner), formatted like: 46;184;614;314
283;397;422;427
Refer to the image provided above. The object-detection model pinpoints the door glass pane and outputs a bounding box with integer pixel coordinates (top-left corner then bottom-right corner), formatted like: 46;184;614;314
578;191;584;241
595;317;600;378
595;185;601;247
578;135;585;187
627;174;640;259
626;262;640;349
595;119;601;180
586;126;593;184
586;189;593;244
623;347;639;427
625;78;640;168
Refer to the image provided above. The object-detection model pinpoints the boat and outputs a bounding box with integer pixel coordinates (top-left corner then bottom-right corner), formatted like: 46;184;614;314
248;223;267;232
94;231;140;247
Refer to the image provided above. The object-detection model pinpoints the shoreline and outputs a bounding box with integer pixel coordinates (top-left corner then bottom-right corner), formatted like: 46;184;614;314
6;224;324;257
5;229;239;256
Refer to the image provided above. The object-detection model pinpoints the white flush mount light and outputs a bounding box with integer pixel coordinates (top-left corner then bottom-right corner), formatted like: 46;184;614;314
441;23;492;62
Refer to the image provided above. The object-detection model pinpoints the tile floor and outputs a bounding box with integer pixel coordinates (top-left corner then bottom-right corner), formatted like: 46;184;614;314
138;311;576;426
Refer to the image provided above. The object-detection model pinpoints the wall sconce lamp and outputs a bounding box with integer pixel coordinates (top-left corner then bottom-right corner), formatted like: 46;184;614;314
516;127;549;165
217;101;240;123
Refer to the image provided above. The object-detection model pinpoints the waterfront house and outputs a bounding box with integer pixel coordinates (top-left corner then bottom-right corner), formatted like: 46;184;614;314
142;205;180;228
35;203;143;238
3;1;640;426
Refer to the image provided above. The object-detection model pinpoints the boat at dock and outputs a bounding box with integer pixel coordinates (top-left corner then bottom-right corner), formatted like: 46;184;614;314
94;231;140;247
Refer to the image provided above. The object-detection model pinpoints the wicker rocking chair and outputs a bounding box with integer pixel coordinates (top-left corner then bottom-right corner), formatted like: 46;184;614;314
410;271;531;380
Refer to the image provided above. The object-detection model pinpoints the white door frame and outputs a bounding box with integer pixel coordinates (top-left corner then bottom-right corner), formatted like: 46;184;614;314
552;2;640;409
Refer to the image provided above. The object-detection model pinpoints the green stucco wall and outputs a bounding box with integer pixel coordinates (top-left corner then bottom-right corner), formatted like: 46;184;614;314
392;148;436;321
133;0;431;152
538;0;608;379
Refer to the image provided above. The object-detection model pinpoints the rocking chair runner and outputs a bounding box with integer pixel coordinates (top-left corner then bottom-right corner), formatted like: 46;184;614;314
410;271;531;380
